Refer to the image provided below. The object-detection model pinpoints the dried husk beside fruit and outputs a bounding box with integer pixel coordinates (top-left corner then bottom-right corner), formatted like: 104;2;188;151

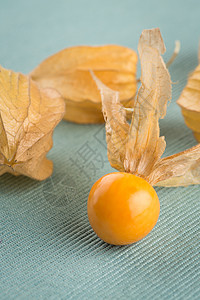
0;66;65;180
30;45;137;124
92;28;200;187
177;64;200;142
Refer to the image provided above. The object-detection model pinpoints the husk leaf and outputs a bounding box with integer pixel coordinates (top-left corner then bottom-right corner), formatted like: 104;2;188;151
177;64;200;142
0;66;65;180
93;28;200;187
30;45;137;124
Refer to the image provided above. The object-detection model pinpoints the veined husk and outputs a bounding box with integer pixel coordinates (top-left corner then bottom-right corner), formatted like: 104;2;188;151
0;66;65;180
30;45;137;124
92;28;200;187
177;64;200;142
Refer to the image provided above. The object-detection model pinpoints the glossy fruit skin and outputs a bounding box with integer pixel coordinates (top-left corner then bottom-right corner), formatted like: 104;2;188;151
87;172;160;245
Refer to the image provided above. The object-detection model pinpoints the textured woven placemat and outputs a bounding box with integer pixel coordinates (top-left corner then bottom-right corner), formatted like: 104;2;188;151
0;0;199;299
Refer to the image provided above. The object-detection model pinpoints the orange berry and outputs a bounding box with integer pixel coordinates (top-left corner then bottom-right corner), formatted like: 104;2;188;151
87;172;160;245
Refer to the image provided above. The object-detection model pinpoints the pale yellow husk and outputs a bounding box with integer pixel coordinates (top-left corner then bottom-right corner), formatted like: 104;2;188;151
30;45;137;124
92;28;200;187
177;64;200;142
0;66;65;180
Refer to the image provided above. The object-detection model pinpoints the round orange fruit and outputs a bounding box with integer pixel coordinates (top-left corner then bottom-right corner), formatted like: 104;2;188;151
87;172;160;245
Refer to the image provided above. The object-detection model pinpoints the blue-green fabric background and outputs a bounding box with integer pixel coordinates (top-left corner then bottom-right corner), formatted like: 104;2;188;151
0;0;199;299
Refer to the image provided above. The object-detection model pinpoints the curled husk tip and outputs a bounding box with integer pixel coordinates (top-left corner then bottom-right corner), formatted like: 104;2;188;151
92;28;200;187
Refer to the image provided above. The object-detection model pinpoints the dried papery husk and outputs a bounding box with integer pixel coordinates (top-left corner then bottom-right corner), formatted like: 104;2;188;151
30;45;137;124
92;28;200;187
177;64;200;142
147;144;200;186
0;66;65;180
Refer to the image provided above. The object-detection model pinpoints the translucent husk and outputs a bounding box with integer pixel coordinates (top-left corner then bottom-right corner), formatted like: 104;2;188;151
92;28;200;187
0;66;65;180
30;45;137;124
